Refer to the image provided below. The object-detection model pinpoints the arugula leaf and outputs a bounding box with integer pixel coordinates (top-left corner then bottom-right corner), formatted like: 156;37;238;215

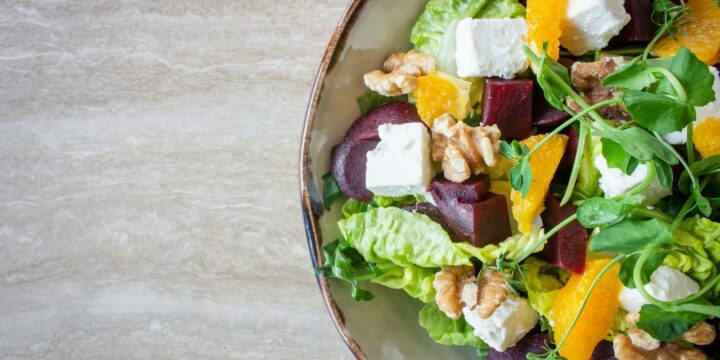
595;127;678;165
654;47;716;107
619;251;668;288
637;303;709;341
357;92;407;115
322;173;343;211
589;219;673;254
315;240;384;301
509;159;533;197
602;56;657;90
577;197;642;228
623;89;696;133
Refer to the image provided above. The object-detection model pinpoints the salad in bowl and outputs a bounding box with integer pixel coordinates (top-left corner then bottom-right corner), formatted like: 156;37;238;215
307;0;720;358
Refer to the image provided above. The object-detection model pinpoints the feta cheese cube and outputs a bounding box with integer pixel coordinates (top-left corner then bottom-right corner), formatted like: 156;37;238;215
560;0;631;55
365;123;433;197
619;265;699;312
663;67;720;145
463;296;538;351
594;154;671;205
455;18;528;79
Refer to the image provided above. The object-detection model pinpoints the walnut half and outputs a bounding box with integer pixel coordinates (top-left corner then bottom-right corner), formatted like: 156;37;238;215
614;334;707;360
431;114;501;183
363;50;435;96
432;266;509;320
433;266;475;320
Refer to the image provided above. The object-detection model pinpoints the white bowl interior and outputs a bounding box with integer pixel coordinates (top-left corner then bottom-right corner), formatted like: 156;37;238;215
308;1;477;358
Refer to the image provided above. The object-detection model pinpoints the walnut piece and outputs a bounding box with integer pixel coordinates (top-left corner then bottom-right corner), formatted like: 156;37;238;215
431;114;502;183
433;266;475;320
363;50;435;96
681;321;716;346
474;268;509;318
614;335;707;360
628;328;660;351
568;57;630;123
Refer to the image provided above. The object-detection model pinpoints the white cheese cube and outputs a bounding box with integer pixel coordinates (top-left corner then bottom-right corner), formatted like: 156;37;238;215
619;265;699;312
365;123;432;197
560;0;631;55
663;67;720;145
594;154;671;205
463;296;538;351
455;18;528;79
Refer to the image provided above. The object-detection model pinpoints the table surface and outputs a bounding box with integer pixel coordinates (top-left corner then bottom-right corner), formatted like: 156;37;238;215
0;1;353;358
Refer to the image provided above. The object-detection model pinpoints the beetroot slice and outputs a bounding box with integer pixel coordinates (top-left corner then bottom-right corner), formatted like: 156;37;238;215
482;78;533;140
487;333;548;360
533;86;571;128
330;140;378;202
343;102;422;142
540;195;588;274
611;0;655;44
430;175;491;203
591;341;617;360
403;202;460;239
557;125;580;175
436;194;512;247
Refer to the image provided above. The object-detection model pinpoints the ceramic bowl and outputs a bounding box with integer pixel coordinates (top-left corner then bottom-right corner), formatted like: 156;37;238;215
299;1;478;358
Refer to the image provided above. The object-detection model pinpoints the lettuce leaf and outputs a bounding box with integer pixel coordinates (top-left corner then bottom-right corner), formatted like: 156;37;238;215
575;135;603;198
372;262;437;303
456;227;545;264
520;258;569;322
665;216;720;298
418;302;487;347
410;0;524;74
339;207;472;267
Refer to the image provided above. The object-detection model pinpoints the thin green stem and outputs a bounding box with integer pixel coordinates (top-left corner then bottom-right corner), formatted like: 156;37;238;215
631;207;673;223
643;19;673;63
649;67;688;103
555;255;625;352
561;123;588;206
654;131;699;199
509;214;579;268
630;162;657;197
686;123;695;165
671;302;720;318
633;246;666;307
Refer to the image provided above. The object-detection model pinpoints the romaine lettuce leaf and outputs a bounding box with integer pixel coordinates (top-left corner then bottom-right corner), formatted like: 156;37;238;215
575;135;603;198
456;227;545;264
372;262;437;303
339;207;472;267
520;258;569;322
418;301;487;347
665;216;720;298
410;0;525;74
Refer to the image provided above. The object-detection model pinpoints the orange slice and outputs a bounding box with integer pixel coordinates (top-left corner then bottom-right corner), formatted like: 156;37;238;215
526;0;568;60
414;71;472;126
652;0;720;65
553;258;621;360
511;134;568;234
694;117;720;158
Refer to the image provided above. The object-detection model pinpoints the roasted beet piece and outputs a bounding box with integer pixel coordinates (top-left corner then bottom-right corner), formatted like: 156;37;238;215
403;202;459;239
430;175;491;203
557;125;580;174
330;140;378;202
540;195;588;274
533;86;571;128
343;102;422;142
591;341;617;360
611;0;656;44
487;333;548;360
437;194;512;247
482;78;533;139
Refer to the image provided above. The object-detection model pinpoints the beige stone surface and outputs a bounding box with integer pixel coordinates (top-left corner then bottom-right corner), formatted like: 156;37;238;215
0;1;352;358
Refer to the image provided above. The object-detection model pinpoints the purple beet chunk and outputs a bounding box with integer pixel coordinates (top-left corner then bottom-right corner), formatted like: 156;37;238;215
590;341;617;360
343;102;422;142
443;194;512;247
430;175;491;203
403;202;460;239
611;0;656;44
330;140;378;202
540;195;588;274
487;333;549;360
558;125;580;174
482;78;533;140
533;86;571;128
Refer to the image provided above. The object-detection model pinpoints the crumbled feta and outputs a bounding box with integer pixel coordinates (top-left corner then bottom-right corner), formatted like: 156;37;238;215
365;123;433;197
455;18;528;79
560;0;631;55
619;265;699;312
663;67;720;145
463;296;538;351
594;154;671;205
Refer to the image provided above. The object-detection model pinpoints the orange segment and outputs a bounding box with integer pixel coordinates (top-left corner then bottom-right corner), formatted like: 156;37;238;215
414;71;472;126
553;259;621;360
511;134;568;234
526;0;567;60
652;0;720;65
694;118;720;158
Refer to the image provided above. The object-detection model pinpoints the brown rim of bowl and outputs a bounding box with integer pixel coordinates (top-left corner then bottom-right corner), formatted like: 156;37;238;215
298;0;368;359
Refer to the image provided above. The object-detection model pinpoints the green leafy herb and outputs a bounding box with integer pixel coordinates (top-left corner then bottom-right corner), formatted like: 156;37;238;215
651;0;691;39
322;172;343;211
595;127;678;165
476;345;490;360
602;56;658;90
509;160;533;197
622;89;695;133
314;240;384;301
576;196;642;228
524;45;573;110
654;47;716;107
655;159;674;189
589;219;673;254
600;138;639;173
678;155;720;193
357;92;407;115
619;251;668;288
636;303;709;341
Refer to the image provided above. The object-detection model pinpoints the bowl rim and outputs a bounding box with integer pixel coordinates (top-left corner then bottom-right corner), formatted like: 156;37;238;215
298;0;369;359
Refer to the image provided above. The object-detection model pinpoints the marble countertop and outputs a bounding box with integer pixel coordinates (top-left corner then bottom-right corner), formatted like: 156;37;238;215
0;1;352;358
